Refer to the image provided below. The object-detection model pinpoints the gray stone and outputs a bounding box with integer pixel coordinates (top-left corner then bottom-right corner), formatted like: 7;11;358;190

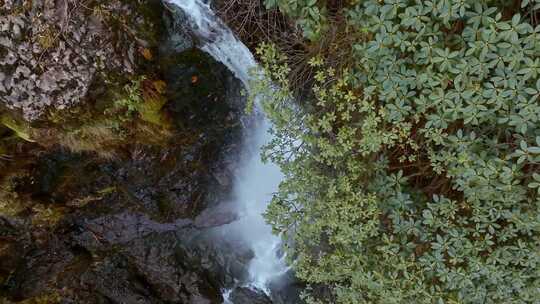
0;0;166;120
230;287;273;304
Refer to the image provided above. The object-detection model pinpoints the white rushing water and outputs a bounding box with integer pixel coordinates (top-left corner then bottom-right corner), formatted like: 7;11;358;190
165;0;256;87
165;0;289;296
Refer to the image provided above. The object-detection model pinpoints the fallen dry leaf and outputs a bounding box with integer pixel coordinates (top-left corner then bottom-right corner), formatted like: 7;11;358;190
140;48;153;60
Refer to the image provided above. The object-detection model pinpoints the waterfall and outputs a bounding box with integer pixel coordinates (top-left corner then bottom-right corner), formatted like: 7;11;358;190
164;0;290;298
165;0;256;87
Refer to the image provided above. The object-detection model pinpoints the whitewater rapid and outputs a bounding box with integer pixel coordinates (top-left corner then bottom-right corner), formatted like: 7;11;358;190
165;0;289;297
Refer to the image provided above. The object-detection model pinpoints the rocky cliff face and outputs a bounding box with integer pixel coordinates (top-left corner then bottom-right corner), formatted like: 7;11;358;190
0;0;165;120
0;1;250;303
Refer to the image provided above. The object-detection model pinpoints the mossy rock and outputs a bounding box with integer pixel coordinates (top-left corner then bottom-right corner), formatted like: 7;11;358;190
0;114;35;143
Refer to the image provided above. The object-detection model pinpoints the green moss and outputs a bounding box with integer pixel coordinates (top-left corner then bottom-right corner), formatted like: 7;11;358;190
0;175;26;217
108;77;171;127
1;1;174;158
139;80;170;127
0;126;39;217
157;194;176;220
138;98;168;126
0;114;35;142
30;204;68;228
97;186;117;195
2;292;63;304
36;72;173;157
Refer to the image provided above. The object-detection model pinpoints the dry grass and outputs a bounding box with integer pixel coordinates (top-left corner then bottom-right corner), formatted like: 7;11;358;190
57;121;123;159
55;118;172;159
217;0;296;49
216;0;359;96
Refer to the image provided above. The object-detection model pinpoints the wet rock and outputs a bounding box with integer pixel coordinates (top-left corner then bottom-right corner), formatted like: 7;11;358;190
72;212;193;248
124;232;223;303
194;203;238;228
63;232;223;304
213;170;231;187
179;228;256;290
161;3;195;54
73;256;159;304
267;271;304;304
0;216;30;286
5;240;75;300
159;46;245;209
229;287;273;304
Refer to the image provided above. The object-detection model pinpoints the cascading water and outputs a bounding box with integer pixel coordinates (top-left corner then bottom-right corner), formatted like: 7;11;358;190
164;0;290;299
225;118;290;290
165;0;256;87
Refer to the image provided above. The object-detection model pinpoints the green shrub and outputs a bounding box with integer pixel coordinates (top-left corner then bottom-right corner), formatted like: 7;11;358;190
253;0;540;303
108;76;169;127
265;0;328;40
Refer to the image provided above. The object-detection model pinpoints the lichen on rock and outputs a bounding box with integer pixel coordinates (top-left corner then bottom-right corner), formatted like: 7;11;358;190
0;0;162;120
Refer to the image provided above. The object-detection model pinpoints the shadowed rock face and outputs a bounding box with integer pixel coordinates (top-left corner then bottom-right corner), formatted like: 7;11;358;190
230;287;272;304
0;136;242;303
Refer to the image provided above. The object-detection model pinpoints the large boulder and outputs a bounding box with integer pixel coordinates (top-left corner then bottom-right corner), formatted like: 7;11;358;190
229;287;273;304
